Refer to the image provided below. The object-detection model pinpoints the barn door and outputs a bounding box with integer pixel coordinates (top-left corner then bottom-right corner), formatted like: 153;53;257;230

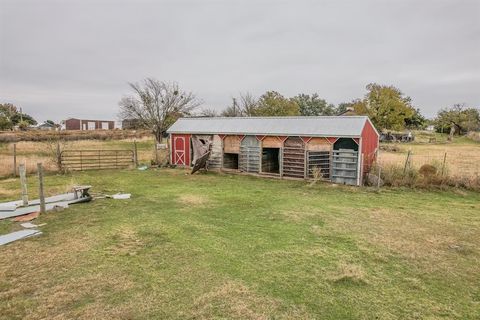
174;136;186;165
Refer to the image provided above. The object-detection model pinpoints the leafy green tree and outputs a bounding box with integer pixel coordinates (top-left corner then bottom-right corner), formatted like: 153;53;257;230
293;94;335;116
11;113;37;126
434;104;480;135
353;83;414;131
253;91;300;116
405;108;427;129
0;103;37;129
336;102;354;115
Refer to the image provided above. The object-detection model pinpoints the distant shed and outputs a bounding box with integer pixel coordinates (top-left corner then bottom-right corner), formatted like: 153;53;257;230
167;116;379;185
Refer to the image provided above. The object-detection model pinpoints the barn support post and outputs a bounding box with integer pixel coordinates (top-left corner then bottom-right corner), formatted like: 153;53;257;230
279;147;284;178
357;137;363;186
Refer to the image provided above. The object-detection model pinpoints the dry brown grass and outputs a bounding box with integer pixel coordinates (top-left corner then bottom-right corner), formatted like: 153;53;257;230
0;129;151;143
378;143;480;177
178;194;209;206
191;280;309;320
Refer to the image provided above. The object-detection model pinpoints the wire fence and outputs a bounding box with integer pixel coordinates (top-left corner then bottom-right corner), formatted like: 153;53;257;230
378;151;480;178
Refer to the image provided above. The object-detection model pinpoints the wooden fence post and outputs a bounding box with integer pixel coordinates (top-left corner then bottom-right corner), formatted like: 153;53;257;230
13;143;17;177
56;142;62;171
19;163;28;206
134;140;138;167
441;152;447;176
37;163;46;214
403;150;411;175
377;165;382;190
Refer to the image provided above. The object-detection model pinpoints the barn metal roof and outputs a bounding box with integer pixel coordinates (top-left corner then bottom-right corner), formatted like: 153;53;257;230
167;116;374;138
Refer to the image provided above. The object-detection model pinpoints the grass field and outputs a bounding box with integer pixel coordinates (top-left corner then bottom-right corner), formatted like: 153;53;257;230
0;169;479;319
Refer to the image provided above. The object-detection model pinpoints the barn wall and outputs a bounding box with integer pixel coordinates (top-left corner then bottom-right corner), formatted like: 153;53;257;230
171;134;191;166
208;135;223;169
306;137;331;151
361;120;379;173
262;136;283;148
223;135;241;153
65;119;81;130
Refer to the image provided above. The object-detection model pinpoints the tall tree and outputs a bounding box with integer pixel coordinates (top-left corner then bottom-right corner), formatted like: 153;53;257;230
119;78;201;142
254;91;300;116
293;94;335;116
435;104;480;137
353;83;414;131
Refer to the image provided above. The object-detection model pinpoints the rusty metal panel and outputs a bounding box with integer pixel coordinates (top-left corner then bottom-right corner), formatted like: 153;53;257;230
307;137;331;151
223;135;241;154
282;137;305;178
262;136;283;148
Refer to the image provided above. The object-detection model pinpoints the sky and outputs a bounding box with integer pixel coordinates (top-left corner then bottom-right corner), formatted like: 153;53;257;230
0;0;479;123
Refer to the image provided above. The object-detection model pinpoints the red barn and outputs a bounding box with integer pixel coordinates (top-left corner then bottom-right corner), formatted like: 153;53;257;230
167;116;379;186
64;118;115;130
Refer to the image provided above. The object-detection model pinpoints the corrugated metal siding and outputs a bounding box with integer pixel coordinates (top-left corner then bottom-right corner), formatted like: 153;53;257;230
167;116;368;137
239;136;260;173
207;135;222;169
361;120;379;174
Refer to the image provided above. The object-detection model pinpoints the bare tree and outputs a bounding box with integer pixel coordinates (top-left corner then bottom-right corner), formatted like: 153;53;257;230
221;92;258;117
119;78;201;142
198;108;219;117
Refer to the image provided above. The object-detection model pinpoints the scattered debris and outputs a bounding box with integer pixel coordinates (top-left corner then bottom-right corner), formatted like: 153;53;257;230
137;165;148;171
0;187;91;220
20;222;46;229
111;193;131;200
0;229;42;246
13;211;40;222
191;135;212;174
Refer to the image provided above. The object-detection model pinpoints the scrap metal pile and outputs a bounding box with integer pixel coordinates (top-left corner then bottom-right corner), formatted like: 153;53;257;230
0;186;92;246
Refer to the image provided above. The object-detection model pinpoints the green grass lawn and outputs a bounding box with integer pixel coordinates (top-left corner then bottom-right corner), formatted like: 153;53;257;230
0;169;479;319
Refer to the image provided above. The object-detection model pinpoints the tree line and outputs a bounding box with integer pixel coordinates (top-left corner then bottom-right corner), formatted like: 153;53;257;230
118;78;480;141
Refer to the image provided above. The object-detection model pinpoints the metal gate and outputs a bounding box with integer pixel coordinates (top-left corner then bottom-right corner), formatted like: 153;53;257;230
332;149;358;185
60;150;134;171
307;151;331;180
239;136;260;173
283;137;305;178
